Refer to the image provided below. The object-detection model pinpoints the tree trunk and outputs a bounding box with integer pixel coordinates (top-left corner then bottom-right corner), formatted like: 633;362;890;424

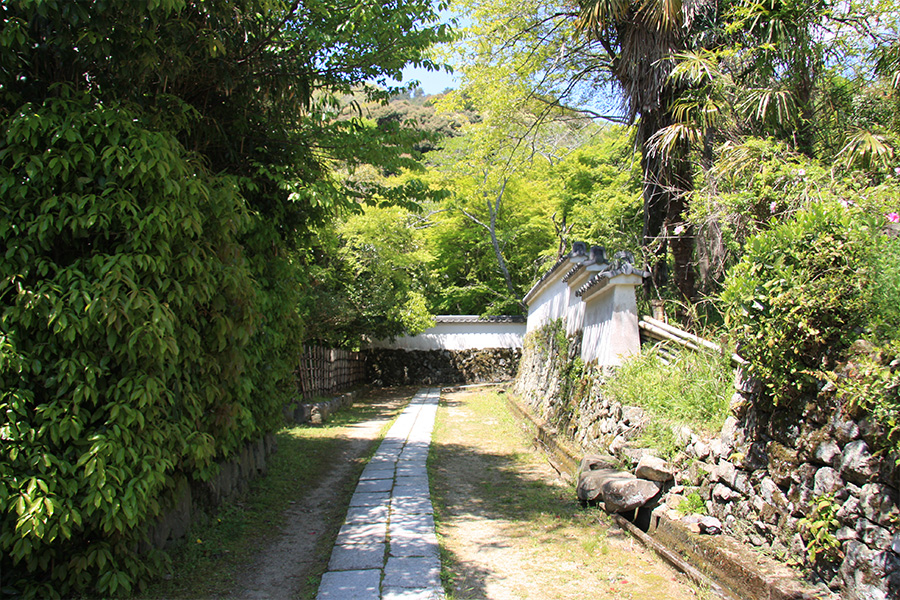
637;108;696;303
461;178;525;312
487;193;522;305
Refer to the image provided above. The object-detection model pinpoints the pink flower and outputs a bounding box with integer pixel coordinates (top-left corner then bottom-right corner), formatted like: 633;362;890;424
769;201;778;213
887;212;900;223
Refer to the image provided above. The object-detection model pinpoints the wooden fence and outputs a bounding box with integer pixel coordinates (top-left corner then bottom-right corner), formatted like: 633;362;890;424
296;345;367;400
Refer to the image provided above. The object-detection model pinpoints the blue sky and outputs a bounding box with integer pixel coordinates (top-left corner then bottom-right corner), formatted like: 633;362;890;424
396;6;463;95
399;64;459;95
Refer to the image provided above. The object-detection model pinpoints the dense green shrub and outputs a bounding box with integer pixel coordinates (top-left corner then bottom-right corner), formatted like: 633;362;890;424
721;202;892;408
0;0;447;595
0;93;262;597
689;137;900;290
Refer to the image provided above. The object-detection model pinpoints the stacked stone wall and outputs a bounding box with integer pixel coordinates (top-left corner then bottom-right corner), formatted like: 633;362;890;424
366;348;520;386
512;321;900;600
142;433;276;552
698;374;900;600
513;322;648;452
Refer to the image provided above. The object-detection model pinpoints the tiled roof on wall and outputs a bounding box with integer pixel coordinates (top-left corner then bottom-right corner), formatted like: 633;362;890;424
434;315;526;324
575;252;650;297
522;242;589;305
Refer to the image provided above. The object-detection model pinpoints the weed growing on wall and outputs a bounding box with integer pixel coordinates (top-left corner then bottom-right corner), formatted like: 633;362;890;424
676;492;707;516
797;495;843;564
603;346;733;457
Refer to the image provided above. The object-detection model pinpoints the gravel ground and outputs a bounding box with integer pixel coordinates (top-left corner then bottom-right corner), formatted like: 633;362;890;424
429;387;703;600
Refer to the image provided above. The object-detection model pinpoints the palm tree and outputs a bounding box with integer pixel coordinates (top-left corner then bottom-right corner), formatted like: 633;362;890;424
576;0;718;303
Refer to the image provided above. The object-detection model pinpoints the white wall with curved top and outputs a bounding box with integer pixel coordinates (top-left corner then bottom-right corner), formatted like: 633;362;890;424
370;320;526;351
526;277;570;333
580;273;643;366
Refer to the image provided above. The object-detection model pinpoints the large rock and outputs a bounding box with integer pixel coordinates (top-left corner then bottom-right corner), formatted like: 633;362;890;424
832;417;860;444
699;515;723;535
577;468;610;503
813;466;842;496
767;441;799;488
578;454;616;475
859;483;898;527
813;439;841;467
577;468;661;513
841;440;876;485
712;483;740;503
635;455;674;482
715;459;737;487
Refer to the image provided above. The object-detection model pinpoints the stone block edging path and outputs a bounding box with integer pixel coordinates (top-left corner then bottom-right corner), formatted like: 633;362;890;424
317;388;444;600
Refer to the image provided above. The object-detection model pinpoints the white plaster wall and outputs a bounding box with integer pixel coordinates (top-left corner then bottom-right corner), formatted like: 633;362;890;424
565;287;585;336
580;278;641;366
547;277;570;322
525;277;570;333
371;321;526;351
564;265;605;336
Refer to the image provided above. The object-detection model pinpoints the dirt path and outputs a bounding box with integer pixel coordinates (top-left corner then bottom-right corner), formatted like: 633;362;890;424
430;387;702;600
235;388;414;600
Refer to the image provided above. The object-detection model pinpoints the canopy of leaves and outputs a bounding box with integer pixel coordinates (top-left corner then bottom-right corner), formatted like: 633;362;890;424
0;0;449;595
550;126;643;256
298;205;435;348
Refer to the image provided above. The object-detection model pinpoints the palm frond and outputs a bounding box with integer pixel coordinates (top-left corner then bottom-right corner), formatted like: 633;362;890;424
669;50;721;85
699;96;727;130
671;100;700;123
647;122;701;158
837;130;895;170
638;0;684;31
738;88;798;125
577;0;632;32
872;38;900;89
710;139;771;183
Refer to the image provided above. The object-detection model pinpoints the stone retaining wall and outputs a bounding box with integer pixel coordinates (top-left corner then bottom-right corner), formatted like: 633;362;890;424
142;433;276;552
513;321;900;600
366;348;520;386
698;371;900;600
142;390;360;552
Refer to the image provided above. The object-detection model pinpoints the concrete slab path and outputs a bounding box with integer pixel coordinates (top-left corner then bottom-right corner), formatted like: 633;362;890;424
317;388;444;600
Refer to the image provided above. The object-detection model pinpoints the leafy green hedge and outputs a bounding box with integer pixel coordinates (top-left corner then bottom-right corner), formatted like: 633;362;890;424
722;202;892;408
0;92;276;597
0;0;451;594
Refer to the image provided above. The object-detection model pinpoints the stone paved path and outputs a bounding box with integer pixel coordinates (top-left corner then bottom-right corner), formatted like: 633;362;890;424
317;388;444;600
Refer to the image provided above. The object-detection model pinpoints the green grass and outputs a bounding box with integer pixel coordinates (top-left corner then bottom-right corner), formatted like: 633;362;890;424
603;346;734;458
137;392;405;599
677;492;707;516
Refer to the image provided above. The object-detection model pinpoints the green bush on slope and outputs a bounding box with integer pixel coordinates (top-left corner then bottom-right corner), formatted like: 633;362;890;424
0;93;261;597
